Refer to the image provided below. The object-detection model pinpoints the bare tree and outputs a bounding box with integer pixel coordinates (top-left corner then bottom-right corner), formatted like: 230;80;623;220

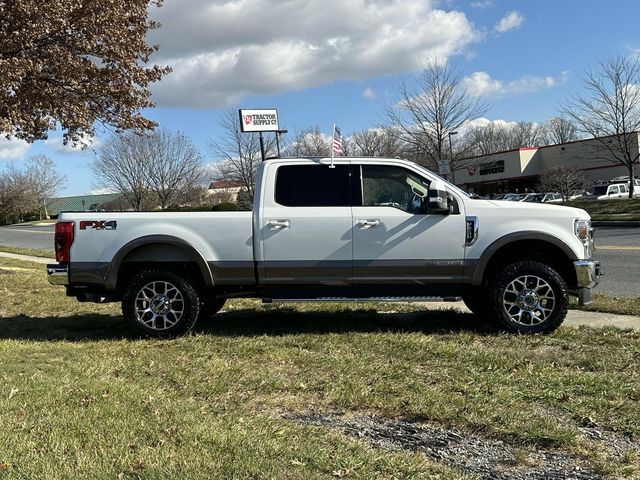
543;117;579;145
94;130;204;210
0;163;37;223
287;127;331;156
512;121;546;147
25;155;67;218
350;127;404;157
463;120;553;157
386;58;489;182
540;166;590;201
561;54;640;197
94;133;153;211
209;109;277;200
145;130;204;209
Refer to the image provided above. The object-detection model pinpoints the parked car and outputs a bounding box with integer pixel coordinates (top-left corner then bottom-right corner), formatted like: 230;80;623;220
503;193;526;201
521;193;544;203
543;193;563;203
47;156;600;337
585;183;629;200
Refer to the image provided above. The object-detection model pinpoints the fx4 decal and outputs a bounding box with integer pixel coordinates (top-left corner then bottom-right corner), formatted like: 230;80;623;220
79;220;117;231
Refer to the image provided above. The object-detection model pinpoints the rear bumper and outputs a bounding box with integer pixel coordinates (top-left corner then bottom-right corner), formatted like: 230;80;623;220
46;264;69;286
573;260;601;306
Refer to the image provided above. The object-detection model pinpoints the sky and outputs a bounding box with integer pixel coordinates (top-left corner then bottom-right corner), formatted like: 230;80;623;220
3;0;640;196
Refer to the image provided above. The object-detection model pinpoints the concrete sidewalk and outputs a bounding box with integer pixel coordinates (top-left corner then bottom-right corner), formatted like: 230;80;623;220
1;250;638;331
0;251;52;265
421;301;640;331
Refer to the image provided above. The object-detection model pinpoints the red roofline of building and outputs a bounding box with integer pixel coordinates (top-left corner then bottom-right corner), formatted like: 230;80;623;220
459;130;640;161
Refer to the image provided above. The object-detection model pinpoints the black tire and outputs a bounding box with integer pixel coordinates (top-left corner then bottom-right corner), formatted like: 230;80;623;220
462;287;490;317
200;298;226;320
487;260;568;334
122;269;201;338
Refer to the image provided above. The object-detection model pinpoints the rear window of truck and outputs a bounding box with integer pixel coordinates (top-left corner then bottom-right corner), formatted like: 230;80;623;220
275;165;351;207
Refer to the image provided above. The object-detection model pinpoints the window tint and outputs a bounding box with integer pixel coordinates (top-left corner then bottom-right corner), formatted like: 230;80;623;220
275;164;350;207
360;165;430;214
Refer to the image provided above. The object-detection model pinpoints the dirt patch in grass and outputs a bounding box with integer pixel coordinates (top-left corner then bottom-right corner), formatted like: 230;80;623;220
285;412;637;479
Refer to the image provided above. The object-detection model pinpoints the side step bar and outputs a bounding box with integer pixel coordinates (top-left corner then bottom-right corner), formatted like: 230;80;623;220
262;296;462;304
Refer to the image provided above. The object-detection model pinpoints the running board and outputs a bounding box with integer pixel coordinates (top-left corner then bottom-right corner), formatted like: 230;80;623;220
262;296;462;304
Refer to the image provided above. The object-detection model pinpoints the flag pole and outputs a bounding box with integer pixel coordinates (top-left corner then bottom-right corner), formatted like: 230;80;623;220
329;123;335;169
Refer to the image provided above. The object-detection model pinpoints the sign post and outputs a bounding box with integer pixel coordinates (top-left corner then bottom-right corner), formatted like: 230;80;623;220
238;109;280;162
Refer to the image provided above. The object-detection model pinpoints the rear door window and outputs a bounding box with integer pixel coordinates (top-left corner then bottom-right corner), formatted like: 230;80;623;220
275;164;351;207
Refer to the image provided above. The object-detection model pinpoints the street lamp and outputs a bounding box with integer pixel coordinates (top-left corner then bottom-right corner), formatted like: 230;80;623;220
275;129;288;157
447;131;458;183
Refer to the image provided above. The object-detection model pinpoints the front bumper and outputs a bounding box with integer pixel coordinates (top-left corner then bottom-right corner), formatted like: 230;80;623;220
573;260;601;306
47;264;69;286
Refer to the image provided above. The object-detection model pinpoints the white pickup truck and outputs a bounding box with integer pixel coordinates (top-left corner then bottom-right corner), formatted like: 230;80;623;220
47;157;600;337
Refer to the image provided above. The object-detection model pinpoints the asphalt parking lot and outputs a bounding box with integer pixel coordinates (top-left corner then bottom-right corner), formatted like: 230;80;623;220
0;222;637;297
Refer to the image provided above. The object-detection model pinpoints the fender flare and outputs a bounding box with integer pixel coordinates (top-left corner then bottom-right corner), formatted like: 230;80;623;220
106;234;214;290
471;231;578;286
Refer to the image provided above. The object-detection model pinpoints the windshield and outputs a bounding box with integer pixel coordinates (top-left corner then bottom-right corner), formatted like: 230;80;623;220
411;163;472;198
523;194;544;202
592;186;608;195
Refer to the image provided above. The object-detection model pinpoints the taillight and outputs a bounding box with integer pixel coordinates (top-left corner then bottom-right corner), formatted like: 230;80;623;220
55;221;74;263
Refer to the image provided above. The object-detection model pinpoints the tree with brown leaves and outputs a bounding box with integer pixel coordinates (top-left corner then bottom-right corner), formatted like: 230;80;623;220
0;0;170;145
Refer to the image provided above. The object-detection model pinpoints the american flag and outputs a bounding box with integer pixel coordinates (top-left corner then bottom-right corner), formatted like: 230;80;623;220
332;125;344;157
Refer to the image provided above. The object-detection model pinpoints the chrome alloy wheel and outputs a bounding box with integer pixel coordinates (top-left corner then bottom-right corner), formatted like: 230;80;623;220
134;281;185;330
502;275;556;326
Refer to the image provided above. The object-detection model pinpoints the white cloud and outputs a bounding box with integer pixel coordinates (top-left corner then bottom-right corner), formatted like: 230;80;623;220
362;87;376;99
459;117;518;135
462;70;569;97
149;0;480;108
494;11;523;33
0;136;30;160
470;0;493;9
87;187;118;195
43;136;101;155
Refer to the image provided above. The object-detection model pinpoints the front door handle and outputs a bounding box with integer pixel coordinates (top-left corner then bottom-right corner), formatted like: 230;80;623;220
357;219;380;229
268;219;290;230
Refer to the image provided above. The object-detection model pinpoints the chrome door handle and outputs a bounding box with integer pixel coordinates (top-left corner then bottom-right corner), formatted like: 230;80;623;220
357;219;380;229
268;219;290;230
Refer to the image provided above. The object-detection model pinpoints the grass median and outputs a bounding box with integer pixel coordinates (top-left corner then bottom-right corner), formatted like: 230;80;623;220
0;245;54;258
0;256;638;478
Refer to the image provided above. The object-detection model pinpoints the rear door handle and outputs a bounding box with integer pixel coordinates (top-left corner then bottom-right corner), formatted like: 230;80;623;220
268;219;290;230
357;219;380;229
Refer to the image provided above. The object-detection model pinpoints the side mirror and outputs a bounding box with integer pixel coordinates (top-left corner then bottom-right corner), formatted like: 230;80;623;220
428;180;450;214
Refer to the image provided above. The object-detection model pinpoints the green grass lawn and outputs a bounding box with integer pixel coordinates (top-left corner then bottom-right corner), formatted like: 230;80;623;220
0;256;638;478
564;198;640;221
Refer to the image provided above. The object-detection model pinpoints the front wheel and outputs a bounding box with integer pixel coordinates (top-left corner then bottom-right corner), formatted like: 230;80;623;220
122;269;201;338
488;261;568;334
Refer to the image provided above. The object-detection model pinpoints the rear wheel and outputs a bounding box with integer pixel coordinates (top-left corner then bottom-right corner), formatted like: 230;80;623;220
122;269;201;338
488;260;568;334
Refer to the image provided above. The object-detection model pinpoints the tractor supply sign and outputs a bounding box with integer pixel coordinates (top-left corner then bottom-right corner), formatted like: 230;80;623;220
239;109;279;132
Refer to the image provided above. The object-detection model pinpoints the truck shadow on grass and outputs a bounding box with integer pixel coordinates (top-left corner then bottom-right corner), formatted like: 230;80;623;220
0;307;490;341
